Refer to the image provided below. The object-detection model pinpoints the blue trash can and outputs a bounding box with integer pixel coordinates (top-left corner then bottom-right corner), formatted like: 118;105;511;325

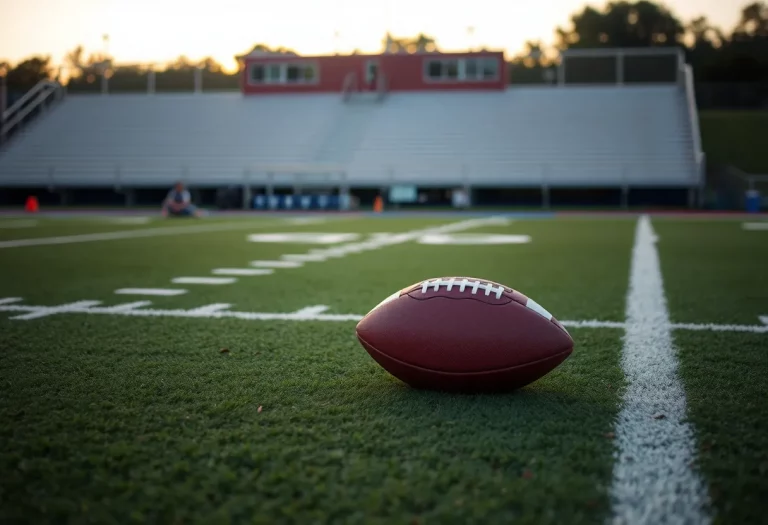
746;190;761;213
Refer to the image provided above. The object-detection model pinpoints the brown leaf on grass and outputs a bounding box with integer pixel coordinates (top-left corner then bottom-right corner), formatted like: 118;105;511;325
604;432;615;439
257;405;263;413
652;413;666;420
522;469;534;479
219;348;229;354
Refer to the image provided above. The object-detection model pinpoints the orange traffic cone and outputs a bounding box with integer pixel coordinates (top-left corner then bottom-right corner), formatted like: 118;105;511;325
373;195;383;213
25;196;39;213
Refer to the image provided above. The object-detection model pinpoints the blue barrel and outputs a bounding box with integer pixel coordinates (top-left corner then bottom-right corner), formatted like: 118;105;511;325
253;194;266;209
746;190;761;213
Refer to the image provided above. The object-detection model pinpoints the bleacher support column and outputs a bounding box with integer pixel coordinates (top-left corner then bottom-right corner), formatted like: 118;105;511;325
542;185;550;209
101;67;109;95
194;67;202;94
621;185;629;209
242;169;252;210
616;50;624;85
557;60;565;86
148;69;156;94
0;73;6;146
125;188;135;207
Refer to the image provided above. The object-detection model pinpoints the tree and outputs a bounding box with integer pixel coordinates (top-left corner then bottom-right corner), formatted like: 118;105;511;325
556;1;685;49
382;33;438;53
5;56;52;89
734;1;768;37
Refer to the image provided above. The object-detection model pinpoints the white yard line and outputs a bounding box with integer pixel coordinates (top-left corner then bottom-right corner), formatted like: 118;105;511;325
250;260;304;268
1;297;767;334
0;219;285;249
115;288;188;296
211;268;274;276
610;215;711;525
273;217;518;266
171;277;236;285
742;222;768;230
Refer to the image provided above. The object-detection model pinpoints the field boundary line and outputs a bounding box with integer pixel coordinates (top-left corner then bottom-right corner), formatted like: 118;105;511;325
0;219;295;249
1;298;767;334
609;214;711;524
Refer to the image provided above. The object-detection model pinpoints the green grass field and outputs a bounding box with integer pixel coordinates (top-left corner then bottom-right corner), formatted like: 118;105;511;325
0;212;766;524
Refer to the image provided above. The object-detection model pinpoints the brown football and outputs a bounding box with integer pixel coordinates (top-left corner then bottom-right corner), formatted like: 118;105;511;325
356;277;574;392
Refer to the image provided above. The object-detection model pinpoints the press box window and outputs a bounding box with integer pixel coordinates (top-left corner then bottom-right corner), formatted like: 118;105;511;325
481;58;499;79
427;61;443;79
250;65;265;83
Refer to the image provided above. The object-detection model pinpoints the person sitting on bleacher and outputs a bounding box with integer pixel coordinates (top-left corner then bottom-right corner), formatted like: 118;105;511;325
162;181;203;217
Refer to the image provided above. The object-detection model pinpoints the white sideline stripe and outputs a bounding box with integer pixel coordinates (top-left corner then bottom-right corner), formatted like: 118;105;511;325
212;268;274;276
172;277;236;285
742;222;768;230
250;260;303;268
760;316;768;326
0;219;283;249
115;288;188;296
0;220;38;228
610;215;711;524
1;298;768;333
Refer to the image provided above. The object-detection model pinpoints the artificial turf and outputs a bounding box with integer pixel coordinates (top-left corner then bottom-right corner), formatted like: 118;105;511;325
0;213;765;524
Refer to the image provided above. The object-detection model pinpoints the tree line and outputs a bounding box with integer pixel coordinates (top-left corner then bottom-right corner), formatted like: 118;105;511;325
1;1;766;108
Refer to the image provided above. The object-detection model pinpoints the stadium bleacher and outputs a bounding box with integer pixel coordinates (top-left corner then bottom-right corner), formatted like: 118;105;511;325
0;47;703;208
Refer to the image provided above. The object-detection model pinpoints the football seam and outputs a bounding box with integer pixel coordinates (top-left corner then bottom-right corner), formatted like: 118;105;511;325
404;293;513;305
357;333;573;376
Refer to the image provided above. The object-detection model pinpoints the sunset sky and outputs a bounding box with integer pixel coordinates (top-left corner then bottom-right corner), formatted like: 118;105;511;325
0;0;743;71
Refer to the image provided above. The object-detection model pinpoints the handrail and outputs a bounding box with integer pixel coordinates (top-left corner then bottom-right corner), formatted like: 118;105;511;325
682;64;704;177
2;80;58;121
1;81;63;140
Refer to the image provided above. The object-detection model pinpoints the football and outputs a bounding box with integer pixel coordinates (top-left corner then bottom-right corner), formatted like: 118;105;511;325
356;277;574;392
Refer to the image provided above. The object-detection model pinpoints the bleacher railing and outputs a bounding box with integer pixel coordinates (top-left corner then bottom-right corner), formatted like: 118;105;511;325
1;80;64;143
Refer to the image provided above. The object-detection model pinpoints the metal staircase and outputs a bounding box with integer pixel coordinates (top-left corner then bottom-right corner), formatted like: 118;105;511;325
1;80;64;147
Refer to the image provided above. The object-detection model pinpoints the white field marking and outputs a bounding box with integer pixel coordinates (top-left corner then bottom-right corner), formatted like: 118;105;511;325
247;233;359;244
115;288;188;296
250;260;303;268
0;220;38;229
102;301;153;312
270;217;519;267
104;217;152;225
418;233;531;245
187;303;233;314
281;253;328;262
9;300;102;320
2;298;768;334
285;217;327;225
0;219;284;249
171;277;236;285
610;215;711;525
759;316;768;326
742;222;768;230
292;305;331;318
211;268;274;276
